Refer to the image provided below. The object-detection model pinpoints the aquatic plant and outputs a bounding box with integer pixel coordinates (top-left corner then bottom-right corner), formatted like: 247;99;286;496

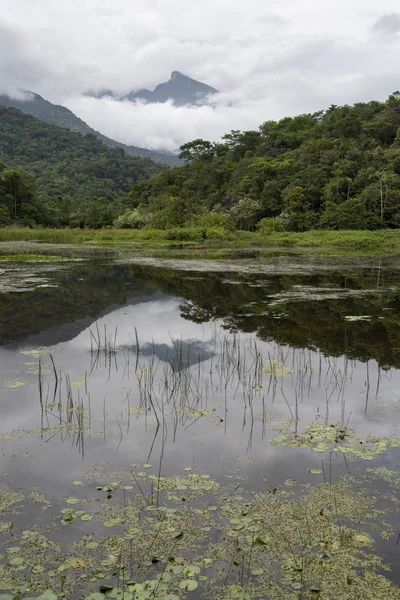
0;465;399;599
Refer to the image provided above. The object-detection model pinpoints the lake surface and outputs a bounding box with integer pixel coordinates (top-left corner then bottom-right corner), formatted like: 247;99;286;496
0;254;399;599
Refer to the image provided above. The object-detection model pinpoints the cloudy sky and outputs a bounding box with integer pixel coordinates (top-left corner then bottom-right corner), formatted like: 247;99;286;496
1;0;400;150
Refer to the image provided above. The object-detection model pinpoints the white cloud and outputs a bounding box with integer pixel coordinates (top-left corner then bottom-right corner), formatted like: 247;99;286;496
1;0;400;150
372;12;400;35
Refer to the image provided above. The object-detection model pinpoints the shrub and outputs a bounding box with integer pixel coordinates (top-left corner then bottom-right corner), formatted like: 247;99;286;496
205;227;230;240
282;211;320;232
256;217;285;235
319;198;380;230
165;228;203;241
114;209;146;229
191;212;235;231
163;226;230;242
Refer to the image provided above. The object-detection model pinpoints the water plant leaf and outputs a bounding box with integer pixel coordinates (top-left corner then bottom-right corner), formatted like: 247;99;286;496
179;580;198;591
184;566;201;576
8;557;24;566
252;537;268;547
103;521;116;528
32;565;45;574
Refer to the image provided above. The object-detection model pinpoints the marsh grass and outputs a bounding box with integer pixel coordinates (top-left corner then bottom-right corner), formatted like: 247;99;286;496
2;227;400;255
0;254;73;262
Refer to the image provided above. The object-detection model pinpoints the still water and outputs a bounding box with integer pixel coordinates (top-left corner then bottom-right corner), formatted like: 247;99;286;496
0;254;399;599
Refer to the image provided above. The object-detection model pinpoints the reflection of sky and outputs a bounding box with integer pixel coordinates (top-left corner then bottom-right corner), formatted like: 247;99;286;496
69;298;217;351
0;295;399;481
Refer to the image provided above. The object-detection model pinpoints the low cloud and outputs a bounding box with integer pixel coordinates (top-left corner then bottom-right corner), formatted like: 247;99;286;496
372;13;400;35
1;0;400;151
0;24;47;95
66;33;400;152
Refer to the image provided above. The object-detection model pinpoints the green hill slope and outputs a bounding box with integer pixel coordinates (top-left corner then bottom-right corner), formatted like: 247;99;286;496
125;93;400;231
0;106;164;201
0;92;181;167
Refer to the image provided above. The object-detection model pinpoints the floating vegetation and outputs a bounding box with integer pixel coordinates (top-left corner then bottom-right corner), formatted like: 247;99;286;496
0;423;102;442
262;359;293;377
0;489;25;515
272;421;353;453
126;407;147;415
1;379;29;390
344;315;373;322
0;431;24;440
0;264;64;293
0;466;399;599
70;379;86;387
0;255;74;262
149;473;219;493
266;286;385;306
23;361;52;375
272;421;400;460
21;347;56;358
334;435;400;460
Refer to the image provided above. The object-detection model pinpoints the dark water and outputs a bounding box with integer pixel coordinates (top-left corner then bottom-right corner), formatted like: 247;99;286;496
0;254;399;598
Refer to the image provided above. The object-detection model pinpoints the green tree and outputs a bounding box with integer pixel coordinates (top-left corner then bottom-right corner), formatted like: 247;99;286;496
230;197;262;230
0;167;37;221
179;139;215;163
320;198;379;230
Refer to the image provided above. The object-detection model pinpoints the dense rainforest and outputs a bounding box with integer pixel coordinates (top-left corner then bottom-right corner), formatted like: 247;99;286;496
0;107;164;227
123;92;400;232
2;93;400;230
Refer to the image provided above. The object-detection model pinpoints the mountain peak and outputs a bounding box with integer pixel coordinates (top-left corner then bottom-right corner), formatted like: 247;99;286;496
127;72;218;106
86;72;219;106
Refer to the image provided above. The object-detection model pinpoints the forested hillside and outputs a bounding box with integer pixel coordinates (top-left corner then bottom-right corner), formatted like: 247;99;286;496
0;107;164;227
3;94;400;232
0;93;181;166
123;92;400;231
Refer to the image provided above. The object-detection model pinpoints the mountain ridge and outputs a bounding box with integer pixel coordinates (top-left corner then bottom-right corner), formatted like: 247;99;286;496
0;92;181;167
0;105;164;202
87;71;219;106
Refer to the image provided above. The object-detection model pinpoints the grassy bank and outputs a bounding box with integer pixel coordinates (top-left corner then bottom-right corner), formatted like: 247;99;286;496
1;227;400;254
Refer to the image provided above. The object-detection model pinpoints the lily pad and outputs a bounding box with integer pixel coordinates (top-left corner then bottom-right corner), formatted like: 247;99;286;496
179;580;198;591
